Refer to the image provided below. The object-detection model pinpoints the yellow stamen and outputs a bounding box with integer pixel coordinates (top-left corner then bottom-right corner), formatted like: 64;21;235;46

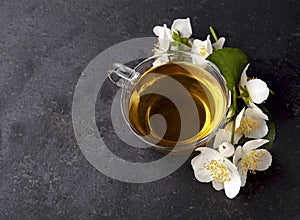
199;46;207;57
204;159;231;184
240;150;265;175
236;116;260;135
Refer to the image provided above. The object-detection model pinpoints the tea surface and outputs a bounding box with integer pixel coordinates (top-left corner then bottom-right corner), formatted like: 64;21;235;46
128;62;227;147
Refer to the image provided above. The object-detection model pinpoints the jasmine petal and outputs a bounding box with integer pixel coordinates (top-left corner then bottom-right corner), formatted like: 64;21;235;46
212;37;226;50
242;139;269;152
212;181;224;191
255;149;272;171
245;104;269;120
233;146;243;165
240;64;250;87
171;18;192;38
235;107;245;129
191;53;209;68
224;159;242;198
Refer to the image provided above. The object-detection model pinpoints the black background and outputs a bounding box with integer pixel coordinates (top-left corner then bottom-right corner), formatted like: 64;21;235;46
1;0;300;219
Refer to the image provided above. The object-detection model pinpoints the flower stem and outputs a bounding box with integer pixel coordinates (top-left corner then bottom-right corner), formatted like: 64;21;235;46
269;88;275;95
209;26;219;42
230;86;238;144
231;118;236;144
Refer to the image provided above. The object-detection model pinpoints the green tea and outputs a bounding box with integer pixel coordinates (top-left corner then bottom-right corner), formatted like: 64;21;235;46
128;62;228;148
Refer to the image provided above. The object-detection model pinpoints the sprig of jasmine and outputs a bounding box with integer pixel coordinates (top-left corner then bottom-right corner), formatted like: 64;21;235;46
152;18;276;199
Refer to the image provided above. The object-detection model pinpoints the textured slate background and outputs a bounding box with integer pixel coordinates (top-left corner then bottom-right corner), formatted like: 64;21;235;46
1;0;300;219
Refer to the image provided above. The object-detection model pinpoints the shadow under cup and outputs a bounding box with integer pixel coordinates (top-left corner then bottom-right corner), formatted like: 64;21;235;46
120;53;230;152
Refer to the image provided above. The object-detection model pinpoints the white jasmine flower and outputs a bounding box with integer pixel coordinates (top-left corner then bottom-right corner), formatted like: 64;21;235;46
191;35;213;58
212;37;226;50
234;107;268;141
233;139;272;186
153;24;173;52
222;104;268;144
192;147;241;199
190;35;213;68
240;64;269;104
171;18;192;38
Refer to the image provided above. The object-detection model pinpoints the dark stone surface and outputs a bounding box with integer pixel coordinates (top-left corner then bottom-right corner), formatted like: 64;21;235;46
0;0;300;219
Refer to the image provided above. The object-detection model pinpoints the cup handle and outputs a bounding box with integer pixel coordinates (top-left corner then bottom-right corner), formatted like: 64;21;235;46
107;63;140;87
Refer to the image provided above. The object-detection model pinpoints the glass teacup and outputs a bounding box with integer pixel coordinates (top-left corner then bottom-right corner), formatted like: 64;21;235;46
108;51;230;152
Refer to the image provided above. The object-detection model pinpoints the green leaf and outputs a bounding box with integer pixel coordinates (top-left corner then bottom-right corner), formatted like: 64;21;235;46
237;136;251;146
263;117;276;150
206;48;248;91
259;105;276;150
